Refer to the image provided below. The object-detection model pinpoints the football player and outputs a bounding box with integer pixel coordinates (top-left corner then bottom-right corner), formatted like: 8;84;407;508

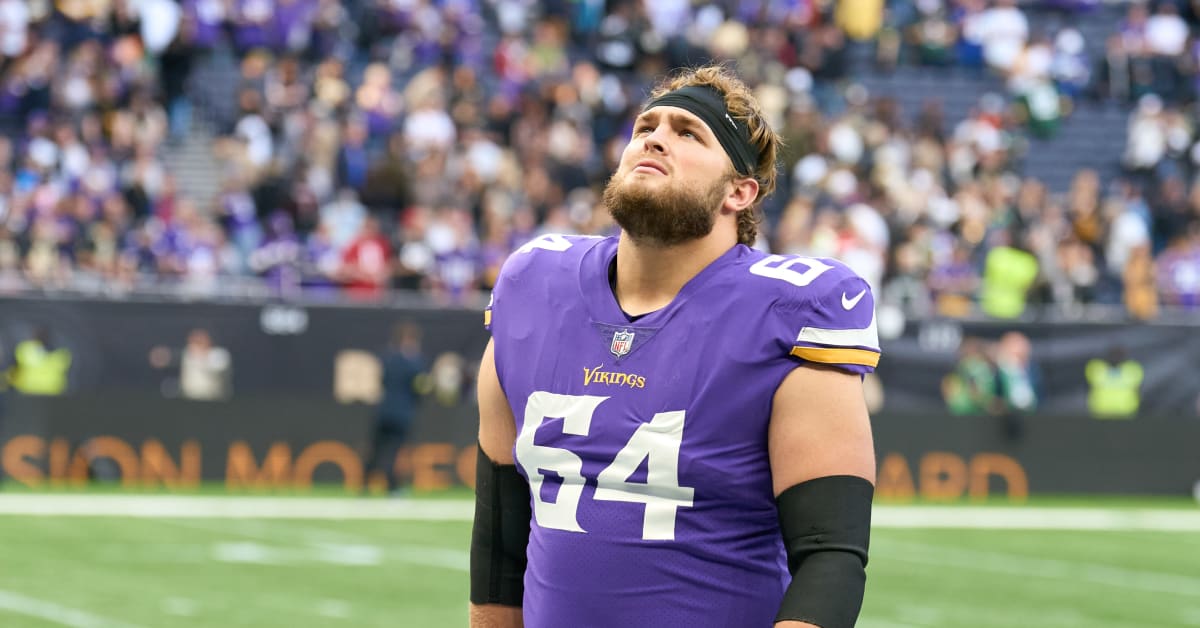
471;65;879;628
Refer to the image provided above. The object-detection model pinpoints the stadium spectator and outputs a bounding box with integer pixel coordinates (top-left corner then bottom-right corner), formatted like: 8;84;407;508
0;0;1193;326
0;0;30;60
977;0;1029;74
907;0;958;67
1093;33;1132;103
150;326;232;400
928;242;980;317
248;210;303;295
954;0;988;69
364;320;428;495
980;229;1040;319
1085;346;1143;418
335;115;371;192
994;330;1038;414
5;326;71;396
339;215;392;299
1156;227;1200;309
1123;244;1159;320
942;337;998;415
1144;2;1189;102
993;329;1038;440
319;187;366;252
881;238;935;316
301;220;340;293
180;327;232;401
1051;28;1090;100
426;206;482;305
837;0;886;42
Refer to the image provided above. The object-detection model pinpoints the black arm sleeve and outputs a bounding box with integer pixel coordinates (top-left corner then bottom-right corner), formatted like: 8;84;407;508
775;475;874;628
469;446;532;607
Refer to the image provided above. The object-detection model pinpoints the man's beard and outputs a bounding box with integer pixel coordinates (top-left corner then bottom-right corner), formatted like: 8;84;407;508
602;171;729;246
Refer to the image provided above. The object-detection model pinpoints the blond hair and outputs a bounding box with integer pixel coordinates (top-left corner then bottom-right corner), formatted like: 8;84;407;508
648;65;782;246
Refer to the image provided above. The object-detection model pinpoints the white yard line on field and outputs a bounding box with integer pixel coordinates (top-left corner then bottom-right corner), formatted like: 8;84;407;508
158;515;471;571
874;505;1200;531
380;545;469;571
1;495;1199;531
879;539;1200;598
0;589;147;628
156;515;354;545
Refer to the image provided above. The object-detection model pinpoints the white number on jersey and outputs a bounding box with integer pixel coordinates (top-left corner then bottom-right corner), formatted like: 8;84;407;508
748;255;834;287
515;392;695;541
515;234;576;254
593;410;694;540
515;392;606;533
515;233;606;255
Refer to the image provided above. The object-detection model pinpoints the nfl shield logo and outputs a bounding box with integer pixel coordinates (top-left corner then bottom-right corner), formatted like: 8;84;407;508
610;330;635;357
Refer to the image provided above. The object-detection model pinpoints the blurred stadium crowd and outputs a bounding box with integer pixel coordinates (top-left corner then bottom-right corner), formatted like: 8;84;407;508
0;0;1198;316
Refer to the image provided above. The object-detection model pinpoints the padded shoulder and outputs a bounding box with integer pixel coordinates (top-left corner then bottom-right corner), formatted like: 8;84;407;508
745;253;880;374
485;234;606;330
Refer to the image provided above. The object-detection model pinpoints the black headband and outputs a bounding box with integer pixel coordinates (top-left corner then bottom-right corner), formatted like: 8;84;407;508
643;85;759;177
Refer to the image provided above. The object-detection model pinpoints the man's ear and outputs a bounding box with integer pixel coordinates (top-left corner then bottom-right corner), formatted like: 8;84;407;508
724;176;760;213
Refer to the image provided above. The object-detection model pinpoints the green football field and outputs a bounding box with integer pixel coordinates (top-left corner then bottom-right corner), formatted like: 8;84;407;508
0;494;1198;628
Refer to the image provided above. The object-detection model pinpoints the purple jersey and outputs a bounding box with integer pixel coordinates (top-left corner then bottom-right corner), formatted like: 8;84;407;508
185;0;225;48
486;235;879;627
1156;246;1200;308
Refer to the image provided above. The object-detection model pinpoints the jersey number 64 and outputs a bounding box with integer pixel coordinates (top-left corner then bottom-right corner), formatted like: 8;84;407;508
515;392;695;541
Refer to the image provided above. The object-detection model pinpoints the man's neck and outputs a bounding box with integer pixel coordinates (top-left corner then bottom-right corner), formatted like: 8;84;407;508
613;231;736;317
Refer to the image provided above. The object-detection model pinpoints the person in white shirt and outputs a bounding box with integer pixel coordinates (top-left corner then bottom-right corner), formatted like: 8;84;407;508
977;0;1029;73
180;328;232;401
1145;2;1187;57
0;0;29;59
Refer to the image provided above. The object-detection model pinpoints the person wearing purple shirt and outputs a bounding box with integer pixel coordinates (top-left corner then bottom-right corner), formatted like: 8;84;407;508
336;118;370;191
433;243;481;303
471;66;877;628
1156;230;1200;309
121;226;163;277
301;222;340;296
272;0;316;53
183;0;227;50
218;183;262;264
927;243;980;316
249;211;303;295
232;0;274;53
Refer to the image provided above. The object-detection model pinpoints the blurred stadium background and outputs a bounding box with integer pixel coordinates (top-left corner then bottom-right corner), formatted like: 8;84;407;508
0;0;1198;626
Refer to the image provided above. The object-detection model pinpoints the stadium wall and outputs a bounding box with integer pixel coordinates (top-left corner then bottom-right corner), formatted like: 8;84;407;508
2;296;1197;415
0;296;491;397
1;296;1198;498
1;394;1197;499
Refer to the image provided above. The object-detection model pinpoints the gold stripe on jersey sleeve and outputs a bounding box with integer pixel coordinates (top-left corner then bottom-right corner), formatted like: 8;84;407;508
484;309;492;327
790;345;880;368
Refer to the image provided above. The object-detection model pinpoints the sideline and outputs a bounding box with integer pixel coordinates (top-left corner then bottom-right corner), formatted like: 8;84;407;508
0;495;1199;530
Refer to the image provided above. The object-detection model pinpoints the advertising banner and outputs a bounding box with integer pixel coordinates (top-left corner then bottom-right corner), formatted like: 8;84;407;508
2;394;1197;498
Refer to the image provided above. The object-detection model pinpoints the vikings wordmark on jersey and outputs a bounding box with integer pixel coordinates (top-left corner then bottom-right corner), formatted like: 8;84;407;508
484;234;879;628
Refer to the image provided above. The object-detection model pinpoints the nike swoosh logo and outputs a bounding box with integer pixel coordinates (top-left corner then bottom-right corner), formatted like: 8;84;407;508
841;290;866;310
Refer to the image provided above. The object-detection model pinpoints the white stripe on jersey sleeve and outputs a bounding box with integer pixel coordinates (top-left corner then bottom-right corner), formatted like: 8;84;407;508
795;313;880;351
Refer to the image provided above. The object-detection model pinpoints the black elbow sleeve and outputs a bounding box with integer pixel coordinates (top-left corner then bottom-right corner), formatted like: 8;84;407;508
469;446;532;607
775;475;874;628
